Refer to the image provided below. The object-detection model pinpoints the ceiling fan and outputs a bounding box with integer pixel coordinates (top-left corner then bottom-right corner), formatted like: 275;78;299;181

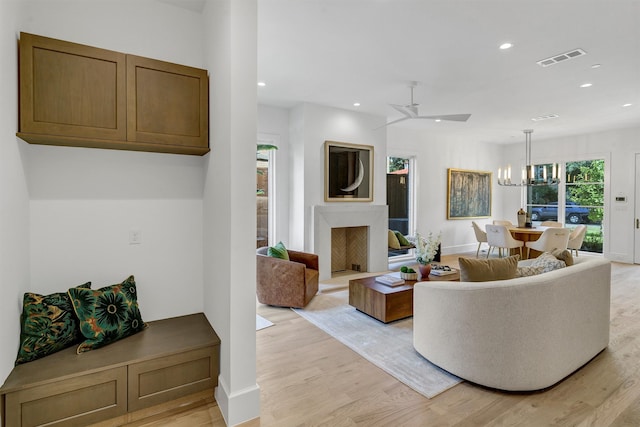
377;83;471;128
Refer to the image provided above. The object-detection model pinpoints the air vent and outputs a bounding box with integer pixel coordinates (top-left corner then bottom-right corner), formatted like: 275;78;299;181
537;49;587;67
531;114;559;122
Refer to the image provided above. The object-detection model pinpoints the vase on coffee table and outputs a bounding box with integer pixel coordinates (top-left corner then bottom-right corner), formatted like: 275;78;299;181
418;263;432;279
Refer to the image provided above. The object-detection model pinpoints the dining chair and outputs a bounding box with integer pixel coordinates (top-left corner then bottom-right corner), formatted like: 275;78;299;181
567;225;588;256
485;224;523;259
541;221;563;227
525;227;571;259
471;221;492;258
493;220;513;226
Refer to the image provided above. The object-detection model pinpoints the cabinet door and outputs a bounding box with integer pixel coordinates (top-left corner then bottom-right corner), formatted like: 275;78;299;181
19;32;127;141
4;367;127;427
127;346;217;412
127;55;209;153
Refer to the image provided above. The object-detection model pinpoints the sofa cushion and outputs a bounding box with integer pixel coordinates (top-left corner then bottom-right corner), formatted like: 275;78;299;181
394;231;412;247
388;230;401;249
531;252;566;273
458;255;519;282
15;282;91;365
551;248;574;266
68;275;146;354
267;241;290;260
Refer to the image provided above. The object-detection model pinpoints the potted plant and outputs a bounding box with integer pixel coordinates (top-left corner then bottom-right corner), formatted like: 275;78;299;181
415;231;442;278
399;265;418;281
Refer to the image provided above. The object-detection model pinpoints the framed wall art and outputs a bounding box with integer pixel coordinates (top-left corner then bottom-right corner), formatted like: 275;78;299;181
324;141;373;202
447;168;492;219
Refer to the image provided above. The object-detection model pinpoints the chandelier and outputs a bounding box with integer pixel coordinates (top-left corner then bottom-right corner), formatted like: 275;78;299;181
497;129;560;186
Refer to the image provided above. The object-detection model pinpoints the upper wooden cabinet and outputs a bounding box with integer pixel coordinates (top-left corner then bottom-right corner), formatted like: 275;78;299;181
17;33;209;156
126;55;208;150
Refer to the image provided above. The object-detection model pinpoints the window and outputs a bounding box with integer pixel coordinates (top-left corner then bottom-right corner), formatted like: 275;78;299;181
257;145;276;248
527;159;604;253
387;156;415;257
565;160;604;253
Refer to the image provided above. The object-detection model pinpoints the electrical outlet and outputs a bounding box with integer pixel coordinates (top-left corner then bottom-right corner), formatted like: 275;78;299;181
129;229;142;245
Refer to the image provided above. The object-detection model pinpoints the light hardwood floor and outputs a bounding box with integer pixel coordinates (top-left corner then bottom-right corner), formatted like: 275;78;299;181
134;253;640;426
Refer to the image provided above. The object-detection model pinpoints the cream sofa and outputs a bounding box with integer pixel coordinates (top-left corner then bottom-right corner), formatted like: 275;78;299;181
413;256;611;391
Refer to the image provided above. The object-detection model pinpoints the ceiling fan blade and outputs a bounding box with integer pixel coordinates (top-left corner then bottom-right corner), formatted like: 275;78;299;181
374;116;410;130
389;103;417;118
416;113;472;122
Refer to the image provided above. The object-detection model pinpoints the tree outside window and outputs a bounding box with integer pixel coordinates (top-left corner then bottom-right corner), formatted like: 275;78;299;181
527;159;604;253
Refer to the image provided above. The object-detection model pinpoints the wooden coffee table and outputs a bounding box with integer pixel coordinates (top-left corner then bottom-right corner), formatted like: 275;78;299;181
348;270;460;323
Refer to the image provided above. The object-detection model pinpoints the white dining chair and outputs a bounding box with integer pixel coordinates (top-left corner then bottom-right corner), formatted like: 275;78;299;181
567;225;588;256
471;221;492;258
525;227;571;258
485;224;523;259
541;221;563;227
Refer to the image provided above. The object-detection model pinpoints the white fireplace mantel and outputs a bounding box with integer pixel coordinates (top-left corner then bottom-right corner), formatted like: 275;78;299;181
311;205;388;280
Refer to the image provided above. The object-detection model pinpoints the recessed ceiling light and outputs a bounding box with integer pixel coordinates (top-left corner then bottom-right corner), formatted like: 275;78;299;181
435;119;442;123
499;42;513;50
623;103;633;107
531;114;559;122
257;81;266;87
580;83;593;88
591;64;601;68
353;102;361;107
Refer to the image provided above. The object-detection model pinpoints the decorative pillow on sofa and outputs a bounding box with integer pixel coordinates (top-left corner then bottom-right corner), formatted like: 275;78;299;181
15;282;91;365
388;230;401;249
458;255;519;282
267;241;290;260
551;248;574;266
394;231;412;247
68;275;146;354
531;252;566;273
515;265;545;277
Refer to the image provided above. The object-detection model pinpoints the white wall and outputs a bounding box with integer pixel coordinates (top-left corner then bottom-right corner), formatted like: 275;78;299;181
288;103;388;252
203;1;260;425
0;0;30;385
20;0;206;68
387;127;507;254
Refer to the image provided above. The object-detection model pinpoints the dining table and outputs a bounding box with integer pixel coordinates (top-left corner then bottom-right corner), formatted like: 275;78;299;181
507;225;550;259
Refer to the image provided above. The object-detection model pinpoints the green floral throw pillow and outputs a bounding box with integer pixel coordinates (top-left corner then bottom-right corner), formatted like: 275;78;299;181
267;241;289;260
68;275;146;354
15;282;91;365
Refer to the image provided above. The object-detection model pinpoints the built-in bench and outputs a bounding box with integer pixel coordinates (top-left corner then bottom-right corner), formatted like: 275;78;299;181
0;312;220;427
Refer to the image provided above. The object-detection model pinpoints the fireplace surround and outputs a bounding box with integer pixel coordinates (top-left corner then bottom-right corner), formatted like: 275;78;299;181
312;205;388;280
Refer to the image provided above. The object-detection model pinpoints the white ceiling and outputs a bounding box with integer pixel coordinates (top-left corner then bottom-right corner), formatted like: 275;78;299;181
256;0;640;144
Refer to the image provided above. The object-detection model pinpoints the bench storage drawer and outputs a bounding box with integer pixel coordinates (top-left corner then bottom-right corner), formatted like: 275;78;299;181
4;367;127;427
128;346;217;412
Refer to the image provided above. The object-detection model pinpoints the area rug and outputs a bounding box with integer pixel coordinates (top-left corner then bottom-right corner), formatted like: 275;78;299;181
292;290;462;398
256;314;274;331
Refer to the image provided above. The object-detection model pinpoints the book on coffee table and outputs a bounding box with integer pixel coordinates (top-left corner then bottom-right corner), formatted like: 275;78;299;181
430;268;457;276
375;275;405;287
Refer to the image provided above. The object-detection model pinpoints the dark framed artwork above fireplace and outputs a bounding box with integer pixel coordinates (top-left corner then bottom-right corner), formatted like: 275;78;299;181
324;141;373;202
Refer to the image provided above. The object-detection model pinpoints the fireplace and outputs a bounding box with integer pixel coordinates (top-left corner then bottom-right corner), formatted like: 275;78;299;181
331;226;368;273
312;205;388;280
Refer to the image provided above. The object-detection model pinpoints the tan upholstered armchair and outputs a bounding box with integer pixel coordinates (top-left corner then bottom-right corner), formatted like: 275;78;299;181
256;247;319;308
